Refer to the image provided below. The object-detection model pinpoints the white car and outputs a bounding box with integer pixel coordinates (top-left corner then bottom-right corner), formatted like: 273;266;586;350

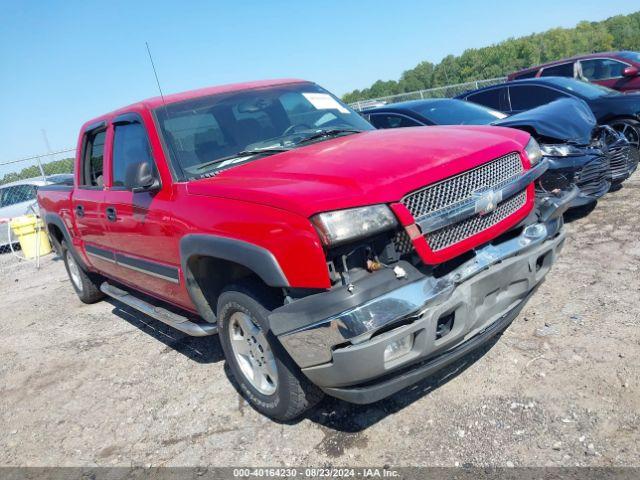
0;178;51;249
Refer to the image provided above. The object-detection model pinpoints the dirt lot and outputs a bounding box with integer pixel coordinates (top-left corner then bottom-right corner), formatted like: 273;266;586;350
1;176;639;468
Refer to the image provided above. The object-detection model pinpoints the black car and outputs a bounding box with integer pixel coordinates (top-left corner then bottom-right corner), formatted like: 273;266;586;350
362;98;617;209
455;77;640;151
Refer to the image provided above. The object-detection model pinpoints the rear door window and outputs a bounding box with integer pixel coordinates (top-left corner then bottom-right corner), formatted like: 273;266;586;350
466;87;504;111
368;114;421;129
80;130;106;188
508;85;569;111
540;62;575;77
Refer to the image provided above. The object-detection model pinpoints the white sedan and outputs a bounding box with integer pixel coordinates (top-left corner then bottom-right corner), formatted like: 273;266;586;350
0;177;54;249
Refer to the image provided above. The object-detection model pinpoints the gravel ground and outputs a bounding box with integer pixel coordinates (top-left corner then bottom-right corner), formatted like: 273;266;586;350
0;176;639;468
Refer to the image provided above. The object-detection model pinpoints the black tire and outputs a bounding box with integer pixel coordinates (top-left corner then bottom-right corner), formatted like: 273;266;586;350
61;241;105;304
217;282;323;421
608;118;640;151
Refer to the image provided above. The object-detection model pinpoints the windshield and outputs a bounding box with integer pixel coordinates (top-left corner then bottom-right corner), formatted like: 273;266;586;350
411;99;506;125
618;51;640;63
546;77;621;99
155;83;373;176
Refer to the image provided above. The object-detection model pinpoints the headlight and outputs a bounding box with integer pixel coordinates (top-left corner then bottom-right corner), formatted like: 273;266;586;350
524;137;543;165
540;144;585;157
311;205;398;247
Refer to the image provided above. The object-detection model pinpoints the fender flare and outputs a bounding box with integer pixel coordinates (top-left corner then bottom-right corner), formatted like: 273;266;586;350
44;213;90;270
179;234;290;322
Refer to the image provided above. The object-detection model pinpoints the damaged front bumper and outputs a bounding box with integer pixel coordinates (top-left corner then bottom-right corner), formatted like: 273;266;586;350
270;218;565;403
538;152;610;209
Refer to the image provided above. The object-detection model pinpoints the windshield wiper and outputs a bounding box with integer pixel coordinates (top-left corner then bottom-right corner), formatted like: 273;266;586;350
196;146;291;171
293;128;363;146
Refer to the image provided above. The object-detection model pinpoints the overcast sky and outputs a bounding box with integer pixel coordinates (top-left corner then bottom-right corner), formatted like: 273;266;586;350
0;0;637;162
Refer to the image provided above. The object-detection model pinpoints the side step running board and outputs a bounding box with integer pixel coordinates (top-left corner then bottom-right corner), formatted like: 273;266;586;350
100;282;217;337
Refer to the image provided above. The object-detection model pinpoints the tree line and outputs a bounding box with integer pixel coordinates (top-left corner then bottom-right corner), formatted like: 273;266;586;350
342;11;640;103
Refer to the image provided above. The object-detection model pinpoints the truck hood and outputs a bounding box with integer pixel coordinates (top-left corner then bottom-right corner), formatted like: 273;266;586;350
186;126;530;217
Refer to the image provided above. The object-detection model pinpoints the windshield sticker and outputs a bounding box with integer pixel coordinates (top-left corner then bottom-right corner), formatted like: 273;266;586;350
302;93;350;114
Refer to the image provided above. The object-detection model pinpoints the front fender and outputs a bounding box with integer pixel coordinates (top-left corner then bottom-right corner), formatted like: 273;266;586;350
180;234;290;288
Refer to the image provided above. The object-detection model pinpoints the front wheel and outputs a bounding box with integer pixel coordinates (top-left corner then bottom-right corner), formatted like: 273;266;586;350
608;118;640;151
217;283;323;421
61;241;105;304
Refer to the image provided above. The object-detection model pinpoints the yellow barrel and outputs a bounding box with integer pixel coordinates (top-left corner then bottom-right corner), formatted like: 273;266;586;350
9;214;52;259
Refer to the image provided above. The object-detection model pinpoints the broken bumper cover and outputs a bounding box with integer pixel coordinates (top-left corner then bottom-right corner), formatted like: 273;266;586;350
536;185;579;222
540;153;610;208
270;219;565;403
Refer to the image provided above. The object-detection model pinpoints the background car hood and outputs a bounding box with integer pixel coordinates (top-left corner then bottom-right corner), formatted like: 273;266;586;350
187;126;530;217
493;98;596;145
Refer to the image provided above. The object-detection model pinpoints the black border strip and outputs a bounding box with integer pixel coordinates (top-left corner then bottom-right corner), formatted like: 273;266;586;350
85;244;115;263
84;244;179;283
114;252;180;284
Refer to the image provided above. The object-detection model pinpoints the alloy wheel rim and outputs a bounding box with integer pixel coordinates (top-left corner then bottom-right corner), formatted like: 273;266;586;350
228;311;278;396
611;122;640;150
66;251;83;292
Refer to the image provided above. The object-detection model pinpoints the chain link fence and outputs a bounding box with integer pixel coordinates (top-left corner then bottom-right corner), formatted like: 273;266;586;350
0;148;76;273
348;77;507;111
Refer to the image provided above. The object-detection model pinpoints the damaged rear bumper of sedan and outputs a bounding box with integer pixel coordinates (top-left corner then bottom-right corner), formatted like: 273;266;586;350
269;218;565;404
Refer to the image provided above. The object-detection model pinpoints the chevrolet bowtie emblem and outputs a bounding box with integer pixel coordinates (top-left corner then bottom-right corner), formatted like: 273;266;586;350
473;189;502;216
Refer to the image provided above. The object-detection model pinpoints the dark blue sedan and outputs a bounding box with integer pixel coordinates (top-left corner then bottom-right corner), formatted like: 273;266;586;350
455;77;640;150
361;98;507;128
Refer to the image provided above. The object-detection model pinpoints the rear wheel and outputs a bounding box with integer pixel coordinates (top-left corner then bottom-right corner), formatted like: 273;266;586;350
217;282;323;421
61;241;105;304
608;118;640;150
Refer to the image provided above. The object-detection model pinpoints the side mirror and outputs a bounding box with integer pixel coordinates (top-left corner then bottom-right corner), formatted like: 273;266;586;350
125;161;160;193
623;66;639;78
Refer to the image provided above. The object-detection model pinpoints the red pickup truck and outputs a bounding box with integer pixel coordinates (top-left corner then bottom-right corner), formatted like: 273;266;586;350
38;79;565;420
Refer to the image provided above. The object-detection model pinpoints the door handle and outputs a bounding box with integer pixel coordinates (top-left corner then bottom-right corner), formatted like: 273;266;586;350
75;205;85;218
105;206;117;222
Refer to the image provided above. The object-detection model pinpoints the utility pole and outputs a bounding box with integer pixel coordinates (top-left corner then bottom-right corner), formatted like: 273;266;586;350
41;129;52;153
39;129;52;180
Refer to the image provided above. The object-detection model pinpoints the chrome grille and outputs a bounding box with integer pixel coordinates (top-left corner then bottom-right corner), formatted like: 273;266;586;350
427;191;527;252
402;152;523;219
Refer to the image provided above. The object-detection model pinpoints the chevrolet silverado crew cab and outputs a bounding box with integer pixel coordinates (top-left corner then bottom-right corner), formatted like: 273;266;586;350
38;79;565;420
